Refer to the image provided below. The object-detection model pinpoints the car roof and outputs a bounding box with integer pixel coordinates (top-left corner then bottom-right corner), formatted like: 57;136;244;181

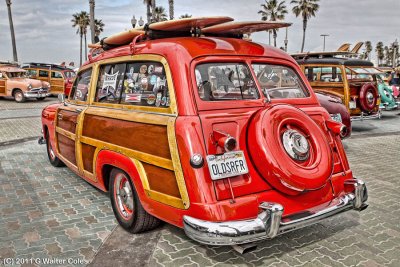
0;66;26;72
22;63;74;71
295;57;374;67
85;37;296;66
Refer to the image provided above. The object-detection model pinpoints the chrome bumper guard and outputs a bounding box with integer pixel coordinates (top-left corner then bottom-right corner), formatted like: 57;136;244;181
350;110;382;121
183;179;368;246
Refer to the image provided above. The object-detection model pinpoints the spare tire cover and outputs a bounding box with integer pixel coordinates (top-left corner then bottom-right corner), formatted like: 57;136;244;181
359;83;378;112
248;104;333;195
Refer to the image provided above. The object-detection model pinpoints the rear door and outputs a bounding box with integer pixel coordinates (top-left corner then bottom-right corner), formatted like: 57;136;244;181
50;71;65;94
55;67;92;174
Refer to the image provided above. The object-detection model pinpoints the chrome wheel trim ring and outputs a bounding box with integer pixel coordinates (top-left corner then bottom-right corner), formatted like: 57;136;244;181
366;91;374;104
282;129;310;161
115;174;134;219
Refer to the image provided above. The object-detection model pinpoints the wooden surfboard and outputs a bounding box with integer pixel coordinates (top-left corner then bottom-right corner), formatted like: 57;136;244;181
337;43;351;52
351;42;364;53
88;43;102;49
149;16;234;32
202;21;292;35
102;29;145;46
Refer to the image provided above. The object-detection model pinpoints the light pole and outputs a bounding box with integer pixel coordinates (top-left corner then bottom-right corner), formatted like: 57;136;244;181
392;39;398;68
284;27;288;52
320;34;329;52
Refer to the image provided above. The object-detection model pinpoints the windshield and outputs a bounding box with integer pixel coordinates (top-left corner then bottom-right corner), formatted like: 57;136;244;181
6;72;26;78
346;67;379;81
195;63;259;101
252;64;309;99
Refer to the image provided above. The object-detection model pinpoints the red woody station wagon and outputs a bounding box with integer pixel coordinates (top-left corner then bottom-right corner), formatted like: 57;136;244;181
39;17;368;248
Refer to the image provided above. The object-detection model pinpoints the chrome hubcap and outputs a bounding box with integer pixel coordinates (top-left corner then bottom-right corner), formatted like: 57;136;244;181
15;92;22;101
48;143;55;160
282;129;310;161
366;92;374;104
115;174;133;218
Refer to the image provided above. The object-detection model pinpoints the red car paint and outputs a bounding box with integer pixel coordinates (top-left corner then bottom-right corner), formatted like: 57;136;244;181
41;37;360;229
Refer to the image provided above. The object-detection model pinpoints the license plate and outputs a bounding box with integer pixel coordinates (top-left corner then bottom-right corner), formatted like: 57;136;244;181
330;113;342;123
206;151;249;180
349;101;356;109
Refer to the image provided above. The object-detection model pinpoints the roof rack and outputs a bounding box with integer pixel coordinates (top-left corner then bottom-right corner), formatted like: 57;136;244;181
291;51;358;60
88;17;291;59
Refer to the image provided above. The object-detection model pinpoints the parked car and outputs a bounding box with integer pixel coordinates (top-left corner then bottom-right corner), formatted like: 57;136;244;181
293;53;381;121
316;92;351;138
22;63;76;96
39;18;368;248
0;65;50;102
376;73;398;110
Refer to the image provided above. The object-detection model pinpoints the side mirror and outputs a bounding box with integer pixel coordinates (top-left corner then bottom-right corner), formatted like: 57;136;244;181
58;93;66;105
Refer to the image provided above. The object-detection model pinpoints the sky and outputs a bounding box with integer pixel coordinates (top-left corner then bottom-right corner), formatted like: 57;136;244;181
0;0;399;66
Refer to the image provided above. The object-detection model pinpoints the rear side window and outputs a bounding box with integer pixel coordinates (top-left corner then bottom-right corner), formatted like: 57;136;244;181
95;61;170;108
51;71;63;79
252;64;309;99
39;70;48;78
195;63;259;101
70;68;92;101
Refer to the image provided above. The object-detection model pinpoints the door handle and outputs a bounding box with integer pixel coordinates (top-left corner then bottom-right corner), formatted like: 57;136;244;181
57;113;63;120
76;108;83;113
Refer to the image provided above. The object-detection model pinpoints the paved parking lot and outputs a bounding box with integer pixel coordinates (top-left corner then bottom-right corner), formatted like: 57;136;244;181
0;98;399;266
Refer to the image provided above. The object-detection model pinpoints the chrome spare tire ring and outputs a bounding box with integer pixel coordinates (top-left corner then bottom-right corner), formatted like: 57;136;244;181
282;129;310;161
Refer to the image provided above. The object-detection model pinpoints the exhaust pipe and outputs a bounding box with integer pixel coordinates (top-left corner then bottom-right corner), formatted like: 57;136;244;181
232;243;258;254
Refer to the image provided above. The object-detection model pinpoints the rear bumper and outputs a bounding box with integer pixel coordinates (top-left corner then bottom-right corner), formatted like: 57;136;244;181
350;110;382;121
183;179;368;246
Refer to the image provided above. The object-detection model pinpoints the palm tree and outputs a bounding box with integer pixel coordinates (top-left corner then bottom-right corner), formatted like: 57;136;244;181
364;41;372;61
258;0;288;47
72;11;90;66
291;0;320;52
168;0;174;20
143;0;152;23
384;46;390;66
94;19;105;42
153;6;168;22
375;42;384;66
5;0;18;62
179;14;192;19
89;0;96;43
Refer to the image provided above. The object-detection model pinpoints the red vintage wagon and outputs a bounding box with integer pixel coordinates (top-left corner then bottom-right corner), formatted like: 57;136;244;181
39;17;368;249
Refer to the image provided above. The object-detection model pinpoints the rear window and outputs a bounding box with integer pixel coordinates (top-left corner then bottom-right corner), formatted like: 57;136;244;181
195;63;259;101
252;64;309;99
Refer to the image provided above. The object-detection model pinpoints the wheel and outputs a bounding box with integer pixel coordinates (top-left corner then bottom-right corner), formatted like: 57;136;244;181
14;89;26;103
36;97;46;101
109;168;160;233
46;131;64;167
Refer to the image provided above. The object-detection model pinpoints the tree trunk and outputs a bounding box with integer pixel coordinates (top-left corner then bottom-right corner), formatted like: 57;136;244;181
89;0;95;44
84;33;87;61
168;0;174;20
268;31;271;46
80;31;83;66
6;0;18;62
151;0;156;22
146;2;151;23
301;18;307;53
273;29;277;47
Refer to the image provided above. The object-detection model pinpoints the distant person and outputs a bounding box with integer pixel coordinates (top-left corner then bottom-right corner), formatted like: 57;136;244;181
388;67;400;86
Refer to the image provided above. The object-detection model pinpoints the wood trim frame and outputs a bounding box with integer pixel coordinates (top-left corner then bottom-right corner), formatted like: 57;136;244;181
78;106;190;209
88;54;178;115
